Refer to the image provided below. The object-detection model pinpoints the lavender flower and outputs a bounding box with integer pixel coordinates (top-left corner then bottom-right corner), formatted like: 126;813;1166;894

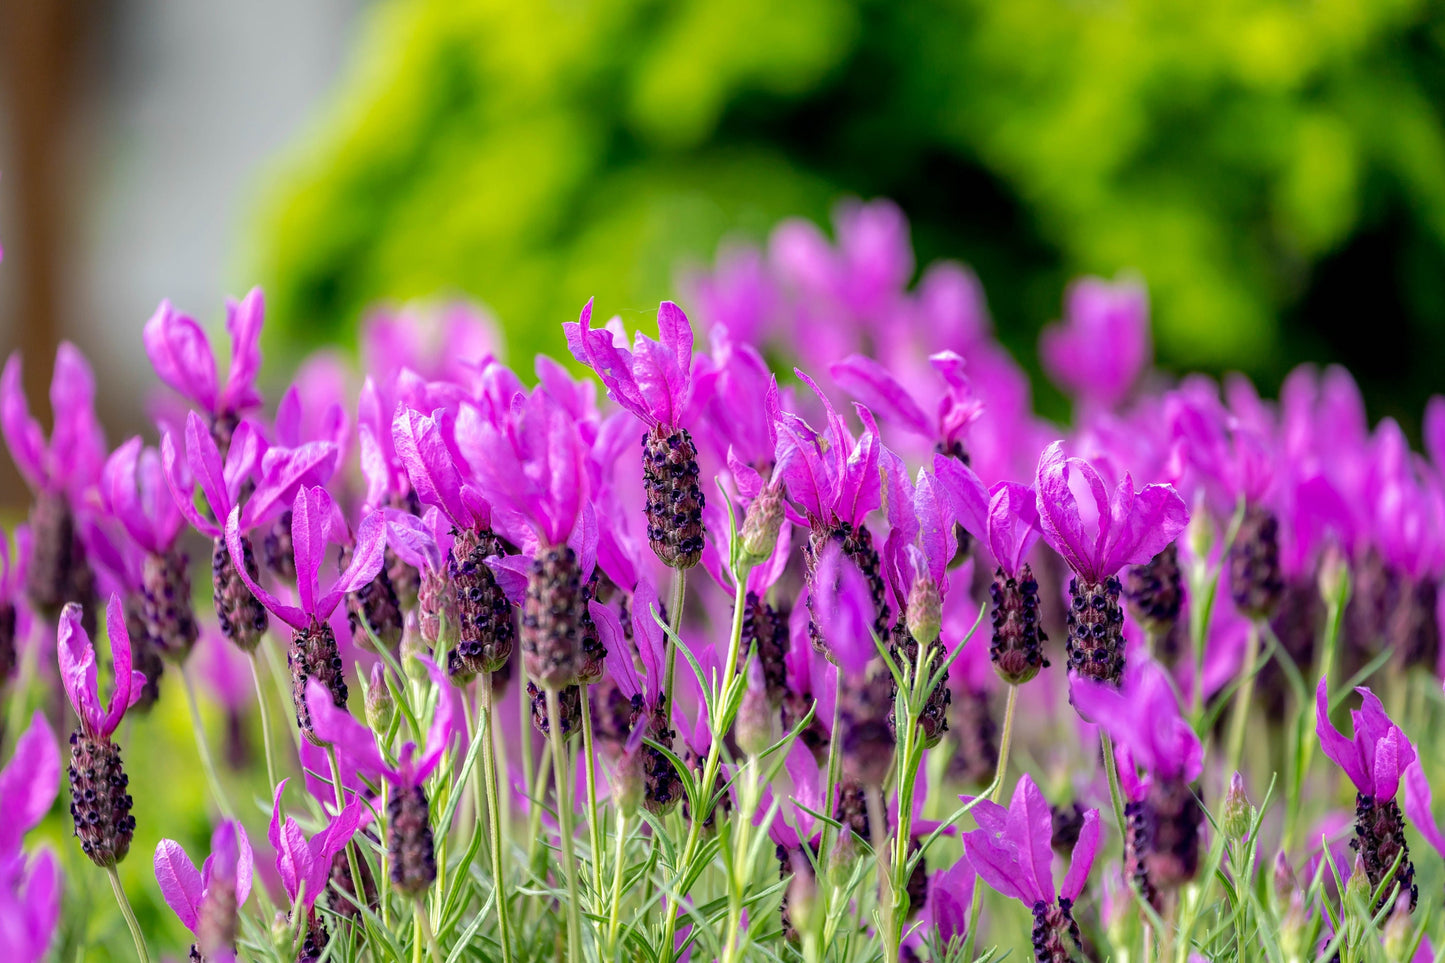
1039;275;1150;412
102;437;198;662
1;345;105;618
143;289;265;452
225;485;386;740
58;596;147;867
269;778;364;959
1035;441;1188;686
1316;679;1418;910
831;350;982;468
154;821;254;962
935;456;1048;685
1074;659;1204;905
964;774;1101;963
565;299;707;569
0;711;62;963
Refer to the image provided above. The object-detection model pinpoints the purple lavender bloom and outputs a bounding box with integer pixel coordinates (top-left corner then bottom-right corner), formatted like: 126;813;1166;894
0;843;60;963
700;337;782;493
359;300;502;390
269;777;364;956
919;855;974;952
963;773;1100;963
1;344;107;617
143;289;265;449
769;199;913;330
686;246;780;349
1039;275;1150;412
154;821;254;961
1035;441;1188;685
1074;659;1203;900
225;485;385;738
565;299;708;569
59;595;147;741
1316;678;1419;910
1;710;60;865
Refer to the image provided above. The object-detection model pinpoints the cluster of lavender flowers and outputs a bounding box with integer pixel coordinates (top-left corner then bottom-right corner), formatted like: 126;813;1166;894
2;198;1445;963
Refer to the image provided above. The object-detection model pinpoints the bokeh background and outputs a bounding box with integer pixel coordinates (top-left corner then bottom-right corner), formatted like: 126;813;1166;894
4;0;1445;511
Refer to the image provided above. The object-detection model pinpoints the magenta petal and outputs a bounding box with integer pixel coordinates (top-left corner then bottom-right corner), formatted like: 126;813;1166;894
1315;678;1368;794
305;679;386;778
161;429;218;538
1035;441;1092;579
244;441;338;531
382;509;441;573
225;507;306;629
309;798;364;903
1;353;48;490
184;411;231;522
657;300;693;381
988;482;1042;577
1060;809;1101;901
101;594;134;736
962;827;1033;904
318;510;388;619
830;354;932;438
1102;480;1189;575
1404;761;1445;858
595;601;640;697
143;301;218;412
1006;774;1057;902
221;287;265;413
932;454;989;545
49;343;106;495
565;299;653;426
0;710;60;854
289;486;329;615
392;406;471;529
154;839;203;933
56;604;102;736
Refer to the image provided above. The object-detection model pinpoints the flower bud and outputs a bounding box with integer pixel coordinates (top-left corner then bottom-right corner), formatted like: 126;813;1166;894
365;664;395;734
1272;851;1295;899
905;573;942;646
401;632;429;683
1186;494;1214;561
1384;893;1413;958
1279;891;1308;960
1317;544;1350;609
612;743;645;817
783;849;817;939
735;665;774;758
1222;771;1251;841
739;484;784;568
1345;852;1371;905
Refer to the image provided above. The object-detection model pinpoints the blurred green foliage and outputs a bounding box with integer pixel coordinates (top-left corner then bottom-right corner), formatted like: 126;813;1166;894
256;0;1445;421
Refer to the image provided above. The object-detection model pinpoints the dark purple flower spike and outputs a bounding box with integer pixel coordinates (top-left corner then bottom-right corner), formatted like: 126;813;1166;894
102;437;199;663
154;820;254;961
1074;659;1203;904
1316;679;1419;911
226;485;386;741
269;778;364;957
1035;441;1187;686
1;344;106;619
59;596;146;868
963;774;1100;963
144;288;265;453
565;299;707;569
935;456;1048;685
307;654;455;897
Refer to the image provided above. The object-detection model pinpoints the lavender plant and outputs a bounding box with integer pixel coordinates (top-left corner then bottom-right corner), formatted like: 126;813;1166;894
7;198;1445;963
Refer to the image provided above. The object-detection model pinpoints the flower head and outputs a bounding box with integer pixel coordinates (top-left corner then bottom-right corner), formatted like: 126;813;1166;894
268;779;364;911
225;485;386;632
391;405;490;532
963;773;1101;907
1072;659;1202;790
934;455;1043;579
1;344;107;499
1039;275;1150;411
57;596;147;739
100;437;185;556
775;373;881;530
565;299;701;430
143;288;265;421
1315;679;1416;801
831;350;981;455
1035;441;1189;584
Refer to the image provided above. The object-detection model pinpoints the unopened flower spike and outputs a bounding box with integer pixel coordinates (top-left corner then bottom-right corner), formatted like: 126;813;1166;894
269;778;364;960
59;596;147;868
154;820;254;962
1035;441;1188;686
565;299;708;569
225;484;386;740
101;437;199;662
1315;678;1419;911
1;344;106;619
963;773;1100;963
1074;659;1203;907
144;287;265;453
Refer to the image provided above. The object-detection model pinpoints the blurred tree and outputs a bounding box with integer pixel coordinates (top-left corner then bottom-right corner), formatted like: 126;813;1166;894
256;0;1445;426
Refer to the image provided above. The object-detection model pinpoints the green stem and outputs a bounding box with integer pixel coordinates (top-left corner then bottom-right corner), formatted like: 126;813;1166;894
819;669;846;874
180;664;237;820
480;672;515;963
415;895;444;963
545;686;584;963
327;746;368;922
1101;732;1129;841
867;784;894;962
606;810;629;956
580;684;604;910
662;567;687;713
250;653;280;793
107;866;152;963
1225;621;1260;783
961;683;1020;962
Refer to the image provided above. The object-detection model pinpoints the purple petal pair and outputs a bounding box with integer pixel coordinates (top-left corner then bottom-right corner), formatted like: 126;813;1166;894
154;821;254;961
